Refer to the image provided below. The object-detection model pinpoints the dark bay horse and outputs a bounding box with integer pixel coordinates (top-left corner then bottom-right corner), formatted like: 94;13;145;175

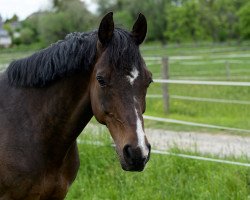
0;12;152;199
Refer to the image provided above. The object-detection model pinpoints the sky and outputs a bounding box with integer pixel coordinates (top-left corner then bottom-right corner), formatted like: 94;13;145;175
0;0;98;20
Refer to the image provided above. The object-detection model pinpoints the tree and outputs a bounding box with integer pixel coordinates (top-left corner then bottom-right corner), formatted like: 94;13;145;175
96;0;169;43
238;2;250;39
5;14;18;23
115;10;133;29
38;0;96;45
95;0;117;15
19;28;35;44
165;0;206;43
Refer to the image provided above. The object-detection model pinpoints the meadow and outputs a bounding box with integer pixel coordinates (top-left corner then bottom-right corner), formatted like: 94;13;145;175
65;126;250;200
1;43;250;199
141;42;250;133
1;43;250;133
0;42;250;134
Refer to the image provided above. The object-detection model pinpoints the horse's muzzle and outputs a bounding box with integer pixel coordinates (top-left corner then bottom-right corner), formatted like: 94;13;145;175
122;144;151;171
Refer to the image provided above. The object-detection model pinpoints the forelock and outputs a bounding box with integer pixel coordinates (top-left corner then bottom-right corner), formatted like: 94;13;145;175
106;28;143;72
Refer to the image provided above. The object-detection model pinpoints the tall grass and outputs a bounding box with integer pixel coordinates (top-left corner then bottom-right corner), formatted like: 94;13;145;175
66;131;250;200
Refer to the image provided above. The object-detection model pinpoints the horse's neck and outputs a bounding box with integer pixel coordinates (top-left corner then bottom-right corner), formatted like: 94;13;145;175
33;72;93;161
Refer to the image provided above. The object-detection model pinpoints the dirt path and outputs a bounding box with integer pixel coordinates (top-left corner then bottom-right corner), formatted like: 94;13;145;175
85;123;250;157
146;128;250;157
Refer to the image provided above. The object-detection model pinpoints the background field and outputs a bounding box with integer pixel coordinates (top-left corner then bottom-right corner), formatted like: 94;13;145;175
2;0;250;198
65;126;250;200
141;43;250;133
1;43;250;132
1;43;250;199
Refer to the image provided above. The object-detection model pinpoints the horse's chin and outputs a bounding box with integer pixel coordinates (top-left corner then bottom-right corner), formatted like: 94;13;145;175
120;162;145;172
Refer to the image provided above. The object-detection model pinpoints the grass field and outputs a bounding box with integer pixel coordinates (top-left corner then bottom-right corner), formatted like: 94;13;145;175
1;43;250;133
65;128;250;200
140;43;250;133
1;43;250;199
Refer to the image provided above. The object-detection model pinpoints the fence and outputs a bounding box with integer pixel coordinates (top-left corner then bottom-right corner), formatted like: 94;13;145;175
144;56;250;134
159;56;250;111
141;55;250;165
78;139;250;167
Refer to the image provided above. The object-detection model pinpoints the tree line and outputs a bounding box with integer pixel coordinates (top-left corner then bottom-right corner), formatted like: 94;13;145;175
3;0;250;46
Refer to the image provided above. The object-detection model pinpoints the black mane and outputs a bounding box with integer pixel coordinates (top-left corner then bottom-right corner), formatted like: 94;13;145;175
7;28;141;87
7;31;98;87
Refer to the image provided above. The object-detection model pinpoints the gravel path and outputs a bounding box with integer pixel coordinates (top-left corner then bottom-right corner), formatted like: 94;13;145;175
84;123;250;157
146;128;250;157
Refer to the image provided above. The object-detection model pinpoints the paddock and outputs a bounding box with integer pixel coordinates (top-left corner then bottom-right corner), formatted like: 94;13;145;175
1;42;249;199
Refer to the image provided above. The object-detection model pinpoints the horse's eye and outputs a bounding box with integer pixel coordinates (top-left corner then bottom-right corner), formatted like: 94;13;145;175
148;78;153;87
96;75;106;87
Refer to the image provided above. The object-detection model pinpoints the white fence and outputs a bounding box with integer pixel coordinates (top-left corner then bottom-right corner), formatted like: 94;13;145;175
78;140;250;167
144;56;250;134
144;115;250;134
153;79;250;86
142;56;250;164
147;95;250;105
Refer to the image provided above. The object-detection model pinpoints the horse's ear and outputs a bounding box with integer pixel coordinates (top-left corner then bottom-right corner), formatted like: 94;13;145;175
98;12;114;46
131;13;147;45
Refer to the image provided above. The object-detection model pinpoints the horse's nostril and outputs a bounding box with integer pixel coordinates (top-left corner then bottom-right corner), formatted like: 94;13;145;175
147;144;151;152
123;145;133;162
123;144;150;167
141;156;147;164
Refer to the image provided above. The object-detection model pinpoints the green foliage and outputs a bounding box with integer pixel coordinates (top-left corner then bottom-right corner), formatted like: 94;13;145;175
96;0;250;43
11;0;96;47
115;10;133;29
9;0;250;46
165;1;205;43
19;27;35;45
21;12;46;45
2;23;13;36
39;12;71;45
238;2;250;39
4;14;19;23
38;0;96;45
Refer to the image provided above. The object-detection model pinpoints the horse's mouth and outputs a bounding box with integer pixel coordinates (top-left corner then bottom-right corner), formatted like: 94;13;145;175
121;162;146;172
119;151;150;172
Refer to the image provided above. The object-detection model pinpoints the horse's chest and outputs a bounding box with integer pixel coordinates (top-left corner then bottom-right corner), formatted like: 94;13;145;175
0;169;71;200
33;155;79;200
0;149;79;200
38;170;70;200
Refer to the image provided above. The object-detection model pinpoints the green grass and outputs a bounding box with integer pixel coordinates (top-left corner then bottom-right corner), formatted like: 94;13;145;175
145;84;250;132
1;44;250;199
141;43;250;133
0;49;34;65
65;130;250;200
1;42;250;133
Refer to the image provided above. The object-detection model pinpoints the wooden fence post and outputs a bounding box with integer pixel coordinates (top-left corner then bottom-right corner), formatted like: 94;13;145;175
162;57;169;114
225;61;231;80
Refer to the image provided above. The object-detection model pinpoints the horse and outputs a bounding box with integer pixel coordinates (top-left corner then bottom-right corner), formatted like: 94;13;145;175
0;12;152;199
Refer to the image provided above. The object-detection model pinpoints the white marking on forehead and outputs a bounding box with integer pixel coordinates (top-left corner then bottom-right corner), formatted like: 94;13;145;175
127;67;139;85
134;108;149;157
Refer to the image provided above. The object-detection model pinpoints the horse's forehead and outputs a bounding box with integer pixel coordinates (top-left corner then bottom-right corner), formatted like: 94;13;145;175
126;67;139;85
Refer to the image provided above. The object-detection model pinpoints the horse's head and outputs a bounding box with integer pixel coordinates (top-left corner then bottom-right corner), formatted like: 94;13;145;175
90;12;152;171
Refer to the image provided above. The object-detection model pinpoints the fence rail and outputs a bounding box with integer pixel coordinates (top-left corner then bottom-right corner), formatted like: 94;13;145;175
143;115;250;134
78;139;250;167
144;53;250;61
151;150;250;167
154;79;250;86
147;94;250;105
